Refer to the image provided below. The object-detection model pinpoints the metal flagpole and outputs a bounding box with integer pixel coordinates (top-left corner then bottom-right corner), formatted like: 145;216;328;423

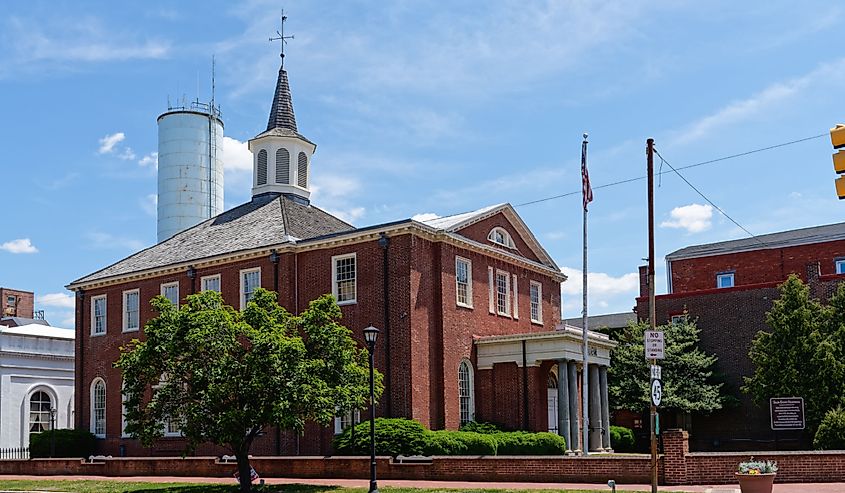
580;133;591;456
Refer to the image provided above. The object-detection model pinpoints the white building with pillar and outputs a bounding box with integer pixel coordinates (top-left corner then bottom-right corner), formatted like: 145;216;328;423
475;324;616;453
0;323;75;450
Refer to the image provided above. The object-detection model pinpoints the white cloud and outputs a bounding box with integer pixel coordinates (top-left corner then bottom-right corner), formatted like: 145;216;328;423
220;136;252;172
138;152;158;168
412;213;440;222
86;232;145;251
560;266;639;317
660;203;714;234
140;194;157;217
36;292;75;309
0;238;38;254
325;207;366;225
118;147;136;161
98;132;125;154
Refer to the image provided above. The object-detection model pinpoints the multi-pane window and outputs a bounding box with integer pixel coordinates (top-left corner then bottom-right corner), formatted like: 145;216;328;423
334;410;360;435
165;416;182;436
201;274;221;293
332;254;357;304
456;257;473;307
458;360;474;425
123;290;139;332
836;259;845;275
530;281;542;323
92;295;107;335
495;271;510;315
92;379;106;438
29;391;52;435
671;314;688;325
716;272;734;289
487;227;515;248
240;268;261;310
161;282;179;306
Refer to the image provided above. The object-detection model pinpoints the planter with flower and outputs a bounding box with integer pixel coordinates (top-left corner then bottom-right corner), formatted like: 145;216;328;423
736;458;778;493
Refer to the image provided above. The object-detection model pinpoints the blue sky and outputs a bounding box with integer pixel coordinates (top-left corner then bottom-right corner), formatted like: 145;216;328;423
2;1;843;327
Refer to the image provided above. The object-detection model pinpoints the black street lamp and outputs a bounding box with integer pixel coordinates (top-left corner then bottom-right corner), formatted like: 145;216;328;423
363;324;380;493
49;408;56;458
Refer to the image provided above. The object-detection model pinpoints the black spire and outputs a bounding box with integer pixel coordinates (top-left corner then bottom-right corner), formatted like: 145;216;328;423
266;67;298;132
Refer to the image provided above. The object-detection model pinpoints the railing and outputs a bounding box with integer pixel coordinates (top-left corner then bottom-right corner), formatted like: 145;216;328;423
0;447;29;460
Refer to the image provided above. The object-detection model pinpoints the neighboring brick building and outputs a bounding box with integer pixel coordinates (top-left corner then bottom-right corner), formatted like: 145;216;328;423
636;222;845;450
0;287;34;319
67;59;616;457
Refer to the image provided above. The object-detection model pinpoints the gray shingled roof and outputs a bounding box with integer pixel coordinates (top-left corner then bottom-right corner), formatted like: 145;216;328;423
0;316;50;327
267;67;298;132
666;221;845;261
563;312;636;330
72;193;354;285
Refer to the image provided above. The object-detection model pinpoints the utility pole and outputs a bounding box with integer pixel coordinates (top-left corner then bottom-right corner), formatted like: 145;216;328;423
647;137;658;493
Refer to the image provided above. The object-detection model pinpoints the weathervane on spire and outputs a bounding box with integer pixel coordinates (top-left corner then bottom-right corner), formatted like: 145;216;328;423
269;10;294;68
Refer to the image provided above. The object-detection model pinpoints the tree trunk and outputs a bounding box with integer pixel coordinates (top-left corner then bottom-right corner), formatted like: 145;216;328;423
235;448;252;493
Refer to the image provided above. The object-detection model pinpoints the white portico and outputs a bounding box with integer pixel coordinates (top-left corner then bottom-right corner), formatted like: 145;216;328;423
475;325;616;453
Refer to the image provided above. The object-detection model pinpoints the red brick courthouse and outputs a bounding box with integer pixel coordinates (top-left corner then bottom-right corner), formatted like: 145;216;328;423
67;60;615;456
636;222;845;450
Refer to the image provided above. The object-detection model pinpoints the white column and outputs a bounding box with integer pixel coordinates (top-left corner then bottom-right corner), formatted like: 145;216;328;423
567;361;580;453
600;365;611;451
557;360;571;452
588;364;602;451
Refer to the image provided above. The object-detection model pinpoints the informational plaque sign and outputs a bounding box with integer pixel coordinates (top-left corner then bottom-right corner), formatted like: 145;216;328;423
644;330;665;359
770;397;805;430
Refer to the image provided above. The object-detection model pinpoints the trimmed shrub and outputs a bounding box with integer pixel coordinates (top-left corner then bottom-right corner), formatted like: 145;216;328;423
814;407;845;450
494;431;566;455
424;430;497;455
459;421;502;434
333;418;427;456
610;425;636;453
30;429;96;458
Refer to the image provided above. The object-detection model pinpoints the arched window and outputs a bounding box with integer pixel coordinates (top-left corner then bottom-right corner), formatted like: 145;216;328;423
275;148;290;184
257;149;268;186
91;378;106;438
487;227;515;248
29;391;52;435
297;152;308;188
458;360;475;425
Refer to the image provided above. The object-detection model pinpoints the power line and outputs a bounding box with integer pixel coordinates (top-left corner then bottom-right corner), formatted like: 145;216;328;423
514;132;827;208
654;148;767;247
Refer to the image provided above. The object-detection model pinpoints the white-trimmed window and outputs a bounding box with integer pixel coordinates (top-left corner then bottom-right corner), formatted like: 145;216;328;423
458;360;475;425
530;281;543;324
201;274;221;293
165;416;182;437
122;289;140;332
240;268;261;310
332;253;357;305
716;272;734;289
512;273;519;319
29;390;52;435
91;295;107;336
91;378;106;438
161;282;179;306
455;257;473;308
487;227;515;249
495;270;510;316
333;410;360;435
670;314;688;325
836;258;845;275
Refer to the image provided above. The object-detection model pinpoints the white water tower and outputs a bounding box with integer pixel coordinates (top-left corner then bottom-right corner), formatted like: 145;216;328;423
156;100;224;242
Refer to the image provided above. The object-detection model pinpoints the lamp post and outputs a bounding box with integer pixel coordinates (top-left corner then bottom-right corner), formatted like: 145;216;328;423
363;324;380;493
49;408;56;458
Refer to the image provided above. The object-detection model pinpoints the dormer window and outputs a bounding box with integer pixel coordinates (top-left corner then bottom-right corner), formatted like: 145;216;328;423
488;227;515;248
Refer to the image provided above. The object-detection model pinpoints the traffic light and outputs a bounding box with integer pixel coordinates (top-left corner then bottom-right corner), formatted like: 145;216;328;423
831;124;845;199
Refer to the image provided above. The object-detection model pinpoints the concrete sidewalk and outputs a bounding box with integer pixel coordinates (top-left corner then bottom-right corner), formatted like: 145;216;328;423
2;475;845;492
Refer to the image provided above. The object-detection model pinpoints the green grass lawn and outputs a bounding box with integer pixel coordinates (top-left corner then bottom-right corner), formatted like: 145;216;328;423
0;480;640;493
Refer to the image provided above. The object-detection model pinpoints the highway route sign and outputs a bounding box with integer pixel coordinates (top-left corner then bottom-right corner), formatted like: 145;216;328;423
651;379;662;407
650;364;662;380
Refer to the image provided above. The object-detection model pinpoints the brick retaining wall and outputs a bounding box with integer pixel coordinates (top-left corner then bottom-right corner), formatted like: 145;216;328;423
1;431;843;485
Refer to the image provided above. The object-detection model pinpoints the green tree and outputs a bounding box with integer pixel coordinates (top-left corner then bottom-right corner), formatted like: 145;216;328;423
609;319;728;420
743;275;845;431
116;289;380;492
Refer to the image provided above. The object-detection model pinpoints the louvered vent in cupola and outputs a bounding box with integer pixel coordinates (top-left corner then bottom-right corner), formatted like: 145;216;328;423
276;148;290;184
297;152;308;188
257;150;268;185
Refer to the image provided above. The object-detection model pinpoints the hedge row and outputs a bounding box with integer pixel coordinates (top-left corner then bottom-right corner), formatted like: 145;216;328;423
333;418;567;456
609;425;636;452
30;429;96;458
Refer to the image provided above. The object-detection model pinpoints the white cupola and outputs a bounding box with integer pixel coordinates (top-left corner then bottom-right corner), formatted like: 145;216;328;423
248;64;315;201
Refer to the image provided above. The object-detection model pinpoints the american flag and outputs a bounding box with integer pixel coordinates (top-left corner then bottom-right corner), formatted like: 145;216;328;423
581;136;593;211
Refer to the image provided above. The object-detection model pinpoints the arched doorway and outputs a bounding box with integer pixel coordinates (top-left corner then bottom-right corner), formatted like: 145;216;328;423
547;370;558;433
